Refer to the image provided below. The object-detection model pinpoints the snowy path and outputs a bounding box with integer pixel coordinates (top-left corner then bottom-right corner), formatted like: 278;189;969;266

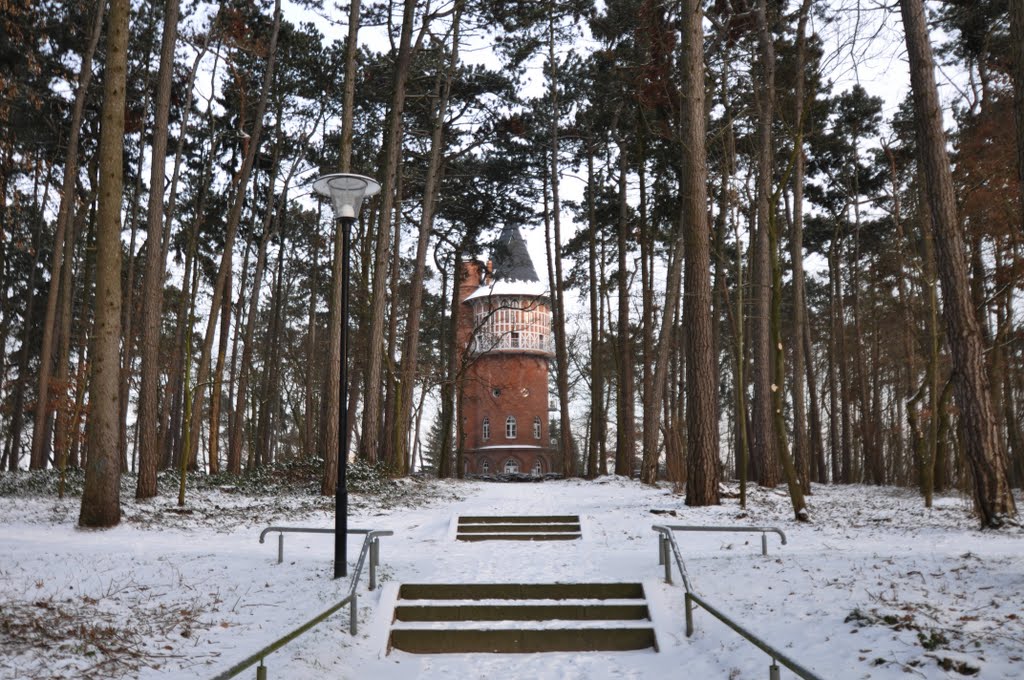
272;478;723;680
3;479;1023;679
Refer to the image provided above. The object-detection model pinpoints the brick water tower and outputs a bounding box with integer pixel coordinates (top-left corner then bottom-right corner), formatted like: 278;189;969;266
458;225;554;476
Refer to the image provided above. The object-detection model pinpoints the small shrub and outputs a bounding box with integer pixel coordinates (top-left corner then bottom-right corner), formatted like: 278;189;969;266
918;630;949;651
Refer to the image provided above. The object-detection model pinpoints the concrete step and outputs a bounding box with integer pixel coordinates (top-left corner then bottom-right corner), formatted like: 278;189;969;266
398;582;645;600
388;582;657;654
455;514;583;541
456;532;582;541
394;602;650;622
389;626;656;653
458;515;580;524
457;523;582;533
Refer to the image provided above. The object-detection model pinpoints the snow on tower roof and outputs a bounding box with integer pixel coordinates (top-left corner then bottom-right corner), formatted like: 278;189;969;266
464;225;549;302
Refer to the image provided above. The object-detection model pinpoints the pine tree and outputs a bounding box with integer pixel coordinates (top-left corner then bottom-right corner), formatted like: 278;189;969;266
80;0;129;528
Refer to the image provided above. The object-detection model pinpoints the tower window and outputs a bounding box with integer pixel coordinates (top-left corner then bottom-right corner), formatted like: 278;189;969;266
533;416;542;439
482;417;490;441
504;458;520;474
510;331;520;348
482;460;491;473
531;460;542;476
506;416;517;439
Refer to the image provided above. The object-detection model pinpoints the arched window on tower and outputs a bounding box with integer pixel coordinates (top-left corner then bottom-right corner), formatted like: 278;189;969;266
533;416;542;439
506;416;517;439
531;460;542;476
482;417;490;441
481;459;491;473
504;458;520;474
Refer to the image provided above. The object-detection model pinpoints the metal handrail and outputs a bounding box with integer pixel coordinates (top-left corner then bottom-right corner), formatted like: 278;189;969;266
685;592;822;680
656;524;787;556
653;525;823;680
260;526;377;566
212;528;393;680
652;525;695;593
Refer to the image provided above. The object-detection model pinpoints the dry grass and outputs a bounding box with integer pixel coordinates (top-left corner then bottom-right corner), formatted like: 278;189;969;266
0;581;218;679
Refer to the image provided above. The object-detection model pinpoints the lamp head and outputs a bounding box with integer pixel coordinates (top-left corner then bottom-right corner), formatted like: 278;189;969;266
312;173;381;220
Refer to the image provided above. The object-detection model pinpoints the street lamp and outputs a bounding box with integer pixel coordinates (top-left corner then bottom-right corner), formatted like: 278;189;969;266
313;172;380;579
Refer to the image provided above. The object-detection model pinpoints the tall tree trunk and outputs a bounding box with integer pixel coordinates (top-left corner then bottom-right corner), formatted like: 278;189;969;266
229;173;279;474
918;168;942;506
887;143;921;491
65;203;99;472
715;56;748;503
768;168;809;519
339;0;362;172
162;216;196;470
827;239;842;483
586;139;603;479
185;0;281;467
156;32;219;473
789;0;813;491
208;268;231;475
53;189;89;474
833;231;853;482
437;247;464;479
638;144;684;485
30;0;105;470
546;9;576;476
136;0;181;496
257;234;287;466
639;139;657;482
303;205;320;459
80;0;127;528
664;311;687;488
6;164;54;469
757;0;805;518
751;0;780;488
599;234;610;476
321;212;346;490
360;0;417;466
680;0;719;506
804;318;827;482
380;164;405;469
614;138;636;478
851;197;880;483
900;0;1018;526
395;2;462;476
320;7;372;483
119;67;155;472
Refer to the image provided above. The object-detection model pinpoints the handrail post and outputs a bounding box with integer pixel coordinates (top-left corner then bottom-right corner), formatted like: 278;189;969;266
658;534;664;565
350;593;358;635
278;534;284;564
685;592;694;637
256;661;267;680
761;532;767;557
369;538;378;591
664;538;672;585
769;662;780;680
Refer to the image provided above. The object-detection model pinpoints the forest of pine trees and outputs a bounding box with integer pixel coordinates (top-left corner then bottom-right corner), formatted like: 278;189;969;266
0;0;1021;528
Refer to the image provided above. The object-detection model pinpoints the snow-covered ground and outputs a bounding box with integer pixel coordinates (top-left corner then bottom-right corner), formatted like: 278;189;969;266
2;477;1022;679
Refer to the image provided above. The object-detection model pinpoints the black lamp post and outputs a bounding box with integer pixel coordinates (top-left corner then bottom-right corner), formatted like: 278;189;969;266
313;173;380;579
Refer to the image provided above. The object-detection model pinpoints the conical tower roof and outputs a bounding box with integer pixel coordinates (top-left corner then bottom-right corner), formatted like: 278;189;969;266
464;225;547;302
492;225;539;283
